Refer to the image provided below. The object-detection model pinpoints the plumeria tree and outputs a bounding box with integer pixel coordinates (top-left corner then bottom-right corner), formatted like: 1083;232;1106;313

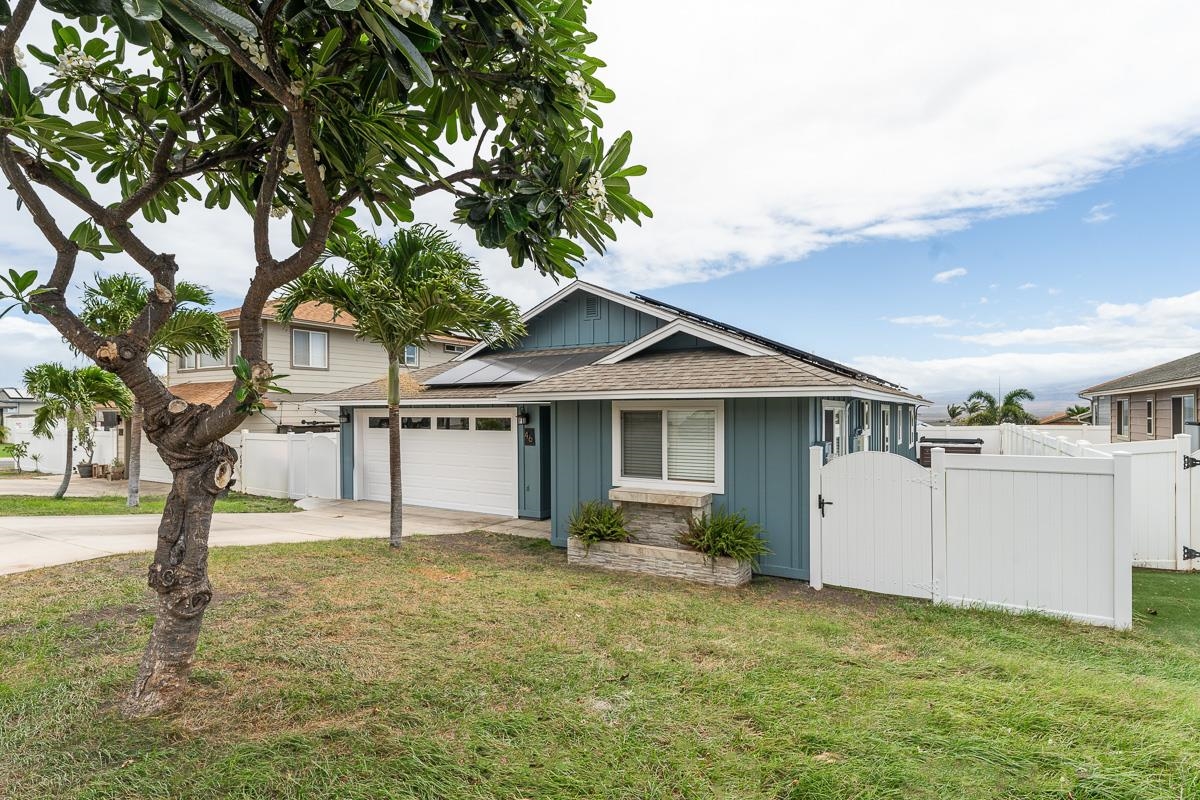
79;273;230;507
277;225;524;547
0;0;647;716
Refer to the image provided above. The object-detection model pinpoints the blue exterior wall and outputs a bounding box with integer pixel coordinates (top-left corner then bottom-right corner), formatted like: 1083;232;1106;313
550;397;819;580
339;406;354;499
512;290;665;351
518;404;552;519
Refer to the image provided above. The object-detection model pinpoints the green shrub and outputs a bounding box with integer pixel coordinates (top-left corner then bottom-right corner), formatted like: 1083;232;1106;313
679;507;770;563
567;501;630;547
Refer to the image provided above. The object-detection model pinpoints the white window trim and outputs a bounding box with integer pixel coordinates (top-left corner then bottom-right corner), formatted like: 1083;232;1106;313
611;399;725;494
1145;399;1154;438
881;406;892;453
404;344;420;367
291;327;329;369
821;400;847;458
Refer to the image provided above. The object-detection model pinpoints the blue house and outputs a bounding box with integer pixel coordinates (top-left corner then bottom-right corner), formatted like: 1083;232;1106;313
311;281;926;581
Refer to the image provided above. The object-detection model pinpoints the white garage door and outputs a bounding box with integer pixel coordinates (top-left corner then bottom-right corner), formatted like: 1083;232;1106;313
357;407;518;517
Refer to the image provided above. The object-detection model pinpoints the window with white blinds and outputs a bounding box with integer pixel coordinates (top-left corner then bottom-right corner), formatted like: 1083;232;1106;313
621;410;662;479
615;403;722;489
667;409;715;481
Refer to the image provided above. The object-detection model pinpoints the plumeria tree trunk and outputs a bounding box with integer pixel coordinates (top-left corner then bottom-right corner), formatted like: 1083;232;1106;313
54;425;73;499
127;402;143;507
122;428;236;717
387;356;403;548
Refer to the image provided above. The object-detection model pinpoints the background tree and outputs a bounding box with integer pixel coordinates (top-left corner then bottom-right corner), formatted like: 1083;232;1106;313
24;362;132;498
946;403;963;422
963;388;1038;425
79;273;230;507
0;0;647;716
1066;404;1091;420
278;225;524;546
9;440;29;472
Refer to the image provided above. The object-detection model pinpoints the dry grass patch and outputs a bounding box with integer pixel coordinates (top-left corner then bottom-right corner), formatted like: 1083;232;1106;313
1;535;1198;799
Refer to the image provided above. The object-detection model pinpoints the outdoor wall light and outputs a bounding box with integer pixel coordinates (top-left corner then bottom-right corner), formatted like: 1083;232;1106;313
516;412;530;426
338;412;351;424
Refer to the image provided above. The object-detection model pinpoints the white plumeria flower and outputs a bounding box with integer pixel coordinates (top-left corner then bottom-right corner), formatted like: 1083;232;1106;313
13;47;25;67
504;87;525;109
584;171;610;219
388;0;431;22
163;34;174;50
237;34;269;71
510;18;526;35
565;70;589;103
269;205;288;219
189;43;208;58
52;45;98;80
282;143;324;180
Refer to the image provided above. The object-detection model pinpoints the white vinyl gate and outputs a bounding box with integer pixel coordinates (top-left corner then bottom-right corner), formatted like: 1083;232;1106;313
813;449;933;599
810;448;1133;629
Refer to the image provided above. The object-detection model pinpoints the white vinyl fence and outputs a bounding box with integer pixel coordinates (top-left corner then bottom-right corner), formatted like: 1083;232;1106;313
811;448;1133;629
6;417;119;475
1003;424;1196;571
139;430;340;501
920;424;1111;455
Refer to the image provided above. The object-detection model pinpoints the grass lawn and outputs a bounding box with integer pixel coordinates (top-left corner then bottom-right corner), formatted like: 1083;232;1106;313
0;443;13;457
0;493;298;515
1;538;1198;799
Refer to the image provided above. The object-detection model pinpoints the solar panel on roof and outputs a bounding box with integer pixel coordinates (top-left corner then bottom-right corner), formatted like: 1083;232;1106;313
630;292;908;391
423;349;606;387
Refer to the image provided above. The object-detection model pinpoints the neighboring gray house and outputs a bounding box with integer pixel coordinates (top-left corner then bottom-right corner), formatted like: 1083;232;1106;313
312;281;927;582
0;387;38;429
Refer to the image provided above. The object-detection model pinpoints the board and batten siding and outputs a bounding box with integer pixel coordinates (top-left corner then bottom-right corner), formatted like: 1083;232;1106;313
512;291;665;351
1107;387;1200;443
550;397;817;580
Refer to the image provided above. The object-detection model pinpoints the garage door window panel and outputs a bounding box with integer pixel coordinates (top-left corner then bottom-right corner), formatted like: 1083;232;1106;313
475;417;512;431
437;416;470;431
401;417;430;429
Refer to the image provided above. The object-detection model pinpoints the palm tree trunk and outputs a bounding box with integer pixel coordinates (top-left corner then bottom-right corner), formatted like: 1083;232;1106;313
54;426;73;499
387;356;403;547
122;443;235;718
127;402;143;507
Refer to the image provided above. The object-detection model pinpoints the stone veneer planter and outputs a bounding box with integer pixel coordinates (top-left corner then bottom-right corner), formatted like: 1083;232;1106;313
567;537;752;587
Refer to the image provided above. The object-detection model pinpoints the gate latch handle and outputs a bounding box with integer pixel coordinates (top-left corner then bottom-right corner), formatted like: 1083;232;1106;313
818;494;833;517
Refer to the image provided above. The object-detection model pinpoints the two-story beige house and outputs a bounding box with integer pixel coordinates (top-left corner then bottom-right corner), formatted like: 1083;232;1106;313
166;300;476;433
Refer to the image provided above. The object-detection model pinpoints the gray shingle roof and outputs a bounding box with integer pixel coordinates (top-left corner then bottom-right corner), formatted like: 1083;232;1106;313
501;349;926;402
1081;351;1200;395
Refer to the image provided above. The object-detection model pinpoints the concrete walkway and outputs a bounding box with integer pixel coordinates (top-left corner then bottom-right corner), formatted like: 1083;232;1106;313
0;478;550;576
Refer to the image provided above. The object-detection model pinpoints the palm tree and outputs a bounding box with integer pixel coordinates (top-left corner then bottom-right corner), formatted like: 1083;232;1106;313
1066;404;1091;420
277;225;525;547
24;363;132;499
78;273;230;507
946;403;964;422
964;388;1038;425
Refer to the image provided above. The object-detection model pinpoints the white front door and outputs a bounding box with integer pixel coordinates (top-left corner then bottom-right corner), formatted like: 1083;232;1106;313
821;401;847;459
356;407;519;516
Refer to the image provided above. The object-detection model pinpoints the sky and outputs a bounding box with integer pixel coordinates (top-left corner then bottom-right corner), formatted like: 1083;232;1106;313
3;1;1200;418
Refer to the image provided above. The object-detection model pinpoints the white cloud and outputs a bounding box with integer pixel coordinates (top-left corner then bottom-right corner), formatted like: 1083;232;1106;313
1018;282;1038;290
933;267;969;284
855;347;1190;396
978;296;989;305
1047;287;1062;295
1083;202;1115;224
856;289;1200;393
887;314;957;327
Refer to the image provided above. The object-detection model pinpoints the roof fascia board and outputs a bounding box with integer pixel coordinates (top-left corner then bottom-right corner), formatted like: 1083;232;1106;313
452;281;678;362
594;319;775;365
1079;376;1200;398
501;386;929;405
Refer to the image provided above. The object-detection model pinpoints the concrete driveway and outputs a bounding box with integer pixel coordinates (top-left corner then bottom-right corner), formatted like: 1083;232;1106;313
0;477;549;576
